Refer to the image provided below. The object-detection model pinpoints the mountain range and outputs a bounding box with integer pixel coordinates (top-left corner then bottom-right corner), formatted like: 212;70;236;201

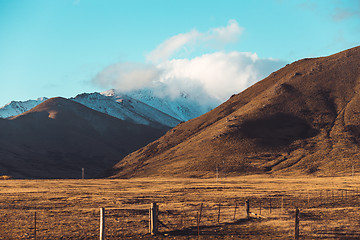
0;88;218;128
0;97;168;178
110;46;360;178
0;87;218;178
0;97;48;119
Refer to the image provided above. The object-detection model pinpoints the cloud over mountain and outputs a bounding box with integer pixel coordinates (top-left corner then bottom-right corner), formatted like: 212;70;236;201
157;51;284;101
146;19;243;63
93;62;161;92
93;20;286;104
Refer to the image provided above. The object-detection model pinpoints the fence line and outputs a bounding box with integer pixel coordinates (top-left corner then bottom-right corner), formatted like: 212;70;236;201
1;188;360;239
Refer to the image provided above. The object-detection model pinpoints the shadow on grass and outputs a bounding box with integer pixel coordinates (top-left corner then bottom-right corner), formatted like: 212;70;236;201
160;218;259;237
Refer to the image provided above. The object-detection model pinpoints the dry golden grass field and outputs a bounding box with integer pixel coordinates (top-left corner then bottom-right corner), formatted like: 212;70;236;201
1;175;360;239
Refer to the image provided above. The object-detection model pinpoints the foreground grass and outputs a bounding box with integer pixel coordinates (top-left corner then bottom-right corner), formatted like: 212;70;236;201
1;175;360;239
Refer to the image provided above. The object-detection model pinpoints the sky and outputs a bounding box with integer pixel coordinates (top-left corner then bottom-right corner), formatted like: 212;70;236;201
0;0;359;107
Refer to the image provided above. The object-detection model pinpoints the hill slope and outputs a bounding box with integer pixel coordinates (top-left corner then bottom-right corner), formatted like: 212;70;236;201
110;46;360;178
0;97;168;178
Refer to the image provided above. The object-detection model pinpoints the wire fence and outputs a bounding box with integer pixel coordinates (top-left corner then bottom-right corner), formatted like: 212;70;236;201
1;188;360;239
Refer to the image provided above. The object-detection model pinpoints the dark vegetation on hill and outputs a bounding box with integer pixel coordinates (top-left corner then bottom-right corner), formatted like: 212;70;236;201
110;46;360;178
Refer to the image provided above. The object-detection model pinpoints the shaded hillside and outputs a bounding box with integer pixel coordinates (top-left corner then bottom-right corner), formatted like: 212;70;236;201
110;46;360;178
0;97;168;178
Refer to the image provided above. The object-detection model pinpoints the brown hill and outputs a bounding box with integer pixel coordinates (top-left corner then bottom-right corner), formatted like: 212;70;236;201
110;46;360;178
0;97;168;178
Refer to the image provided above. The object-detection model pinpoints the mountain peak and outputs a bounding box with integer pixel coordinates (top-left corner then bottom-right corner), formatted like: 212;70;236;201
101;89;117;97
23;97;79;112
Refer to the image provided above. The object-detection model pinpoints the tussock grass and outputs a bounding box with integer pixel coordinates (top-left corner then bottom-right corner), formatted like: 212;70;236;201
1;175;360;239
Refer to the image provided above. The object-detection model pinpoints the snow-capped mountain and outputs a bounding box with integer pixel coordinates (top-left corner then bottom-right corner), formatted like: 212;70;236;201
0;97;48;118
101;88;218;122
71;92;181;128
0;88;219;127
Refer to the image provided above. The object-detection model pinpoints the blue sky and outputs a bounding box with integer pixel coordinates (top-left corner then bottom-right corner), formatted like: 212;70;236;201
0;0;359;106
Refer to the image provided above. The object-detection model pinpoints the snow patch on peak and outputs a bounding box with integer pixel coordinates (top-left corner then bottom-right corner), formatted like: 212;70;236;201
101;89;117;97
109;87;219;122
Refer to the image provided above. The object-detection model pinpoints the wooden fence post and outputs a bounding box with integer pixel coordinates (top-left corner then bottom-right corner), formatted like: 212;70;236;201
34;211;37;240
259;200;262;216
245;199;250;219
82;168;85;179
307;191;310;208
326;190;328;204
346;189;348;200
233;202;238;220
197;212;200;237
149;203;158;235
217;203;221;223
269;198;272;214
179;214;183;228
295;208;300;240
199;203;203;224
320;190;322;205
100;208;105;240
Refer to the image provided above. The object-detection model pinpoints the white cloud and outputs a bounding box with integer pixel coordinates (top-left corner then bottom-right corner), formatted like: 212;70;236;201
146;20;244;64
93;21;286;106
146;30;201;64
209;19;243;44
94;52;285;103
93;62;161;92
157;51;284;101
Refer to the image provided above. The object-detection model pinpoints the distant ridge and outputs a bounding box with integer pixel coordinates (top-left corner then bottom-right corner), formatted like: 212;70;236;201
0;97;167;178
0;97;48;118
71;91;181;128
110;46;360;178
0;87;218;128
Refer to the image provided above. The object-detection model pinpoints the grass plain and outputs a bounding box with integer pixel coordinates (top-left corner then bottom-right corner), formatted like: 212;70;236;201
1;174;360;239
